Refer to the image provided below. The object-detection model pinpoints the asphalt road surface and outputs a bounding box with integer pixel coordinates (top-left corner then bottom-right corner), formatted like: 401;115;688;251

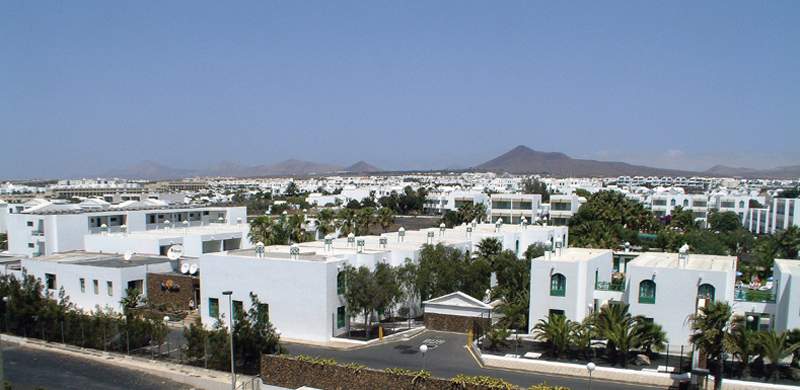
283;330;662;390
2;342;194;390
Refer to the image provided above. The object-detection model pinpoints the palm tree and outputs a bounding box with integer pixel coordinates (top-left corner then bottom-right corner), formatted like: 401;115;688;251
759;330;800;382
689;301;732;390
570;315;597;361
286;214;306;243
316;208;336;237
725;317;758;378
376;207;395;232
355;208;373;235
248;216;276;245
336;208;356;236
634;320;668;357
596;303;641;367
533;314;573;359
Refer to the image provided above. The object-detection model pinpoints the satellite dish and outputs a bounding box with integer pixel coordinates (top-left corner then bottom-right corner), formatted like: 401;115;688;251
167;244;184;260
189;263;199;275
123;251;133;261
180;263;190;274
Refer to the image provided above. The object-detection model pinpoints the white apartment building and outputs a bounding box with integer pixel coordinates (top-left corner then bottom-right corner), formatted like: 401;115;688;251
6;199;246;257
770;197;800;233
84;222;251;257
548;194;585;226
649;191;709;225
424;190;490;216
528;248;792;346
708;191;765;224
199;222;566;342
17;251;173;313
489;194;542;225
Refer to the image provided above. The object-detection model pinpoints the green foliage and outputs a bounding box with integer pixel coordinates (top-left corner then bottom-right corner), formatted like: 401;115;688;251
342;263;401;337
780;186;800;199
376;207;395;232
0;233;7;251
522;178;550;203
523;243;548;261
689;301;732;390
295;355;337;366
533;314;573;358
378;186;428;215
759;330;800;382
725;316;759;378
484;325;511;351
568;190;658;248
451;374;516;389
412;243;491;301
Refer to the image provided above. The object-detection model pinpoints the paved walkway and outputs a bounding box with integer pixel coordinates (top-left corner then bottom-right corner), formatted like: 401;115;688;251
282;330;660;390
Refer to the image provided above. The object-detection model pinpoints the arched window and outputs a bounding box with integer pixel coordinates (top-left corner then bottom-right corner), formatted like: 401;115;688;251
337;271;346;295
670;199;676;206
639;280;656;304
683;199;689;207
739;201;745;208
550;273;566;297
698;283;715;301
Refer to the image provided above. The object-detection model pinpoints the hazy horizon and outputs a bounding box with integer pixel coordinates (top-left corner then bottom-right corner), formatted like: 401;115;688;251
2;1;798;179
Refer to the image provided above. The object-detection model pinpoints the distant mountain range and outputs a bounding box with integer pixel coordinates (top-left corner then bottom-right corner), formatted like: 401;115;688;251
98;145;799;180
703;164;800;179
472;146;697;177
101;159;384;180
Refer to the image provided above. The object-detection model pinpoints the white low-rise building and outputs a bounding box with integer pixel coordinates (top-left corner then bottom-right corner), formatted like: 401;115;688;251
547;194;585;226
20;251;174;313
84;223;251;257
489;194;541;225
6;199;246;257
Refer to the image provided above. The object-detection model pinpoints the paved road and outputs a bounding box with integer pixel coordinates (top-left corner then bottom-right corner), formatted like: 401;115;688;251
283;331;660;390
2;342;194;390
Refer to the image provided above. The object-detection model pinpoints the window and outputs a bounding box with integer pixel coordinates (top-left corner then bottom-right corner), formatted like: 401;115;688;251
93;280;99;295
337;271;346;295
670;199;676;206
80;278;85;293
45;273;56;290
550;273;566;296
209;298;219;318
549;309;565;317
739;201;745;208
107;281;113;296
26;221;33;227
683;199;689;207
233;300;244;320
698;283;715;301
639;280;656;304
337;306;346;328
28;243;34;248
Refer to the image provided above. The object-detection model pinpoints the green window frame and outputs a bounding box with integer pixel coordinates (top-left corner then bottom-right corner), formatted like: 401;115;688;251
698;283;715;301
639;280;656;304
209;298;219;318
336;306;346;328
550;273;566;297
337;271;345;295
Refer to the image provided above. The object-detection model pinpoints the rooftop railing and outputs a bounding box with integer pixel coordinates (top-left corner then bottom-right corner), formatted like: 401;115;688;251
595;280;625;292
735;288;776;303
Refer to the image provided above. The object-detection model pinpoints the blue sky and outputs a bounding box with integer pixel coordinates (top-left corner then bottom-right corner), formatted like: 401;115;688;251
1;1;798;179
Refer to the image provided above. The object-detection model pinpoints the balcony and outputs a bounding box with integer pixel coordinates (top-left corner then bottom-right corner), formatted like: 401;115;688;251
31;230;45;237
638;296;656;304
595;280;625;292
735;288;776;303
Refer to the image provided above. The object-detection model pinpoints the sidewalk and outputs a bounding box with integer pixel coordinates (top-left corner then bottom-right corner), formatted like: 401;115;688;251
1;333;260;390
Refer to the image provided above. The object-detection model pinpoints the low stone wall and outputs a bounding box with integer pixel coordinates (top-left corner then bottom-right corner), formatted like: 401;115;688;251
424;312;489;334
146;273;198;310
261;354;562;390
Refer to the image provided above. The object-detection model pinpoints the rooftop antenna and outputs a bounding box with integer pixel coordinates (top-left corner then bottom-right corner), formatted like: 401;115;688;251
398;227;405;242
439;222;446;237
679;243;690;268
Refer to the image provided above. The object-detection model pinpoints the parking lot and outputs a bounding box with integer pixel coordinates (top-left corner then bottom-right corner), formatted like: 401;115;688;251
282;330;658;390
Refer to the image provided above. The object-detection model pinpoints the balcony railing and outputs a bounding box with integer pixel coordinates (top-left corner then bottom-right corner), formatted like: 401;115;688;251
735;288;776;303
595;280;625;292
31;230;45;236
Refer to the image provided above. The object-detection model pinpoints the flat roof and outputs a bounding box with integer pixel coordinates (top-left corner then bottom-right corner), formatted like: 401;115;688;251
223;247;336;262
629;252;736;272
94;224;247;239
775;259;800;274
31;251;171;268
24;203;238;216
536;247;612;262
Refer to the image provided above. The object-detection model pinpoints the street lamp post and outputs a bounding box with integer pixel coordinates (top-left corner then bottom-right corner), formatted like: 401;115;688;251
419;344;428;371
163;316;170;359
586;362;596;390
222;291;235;390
